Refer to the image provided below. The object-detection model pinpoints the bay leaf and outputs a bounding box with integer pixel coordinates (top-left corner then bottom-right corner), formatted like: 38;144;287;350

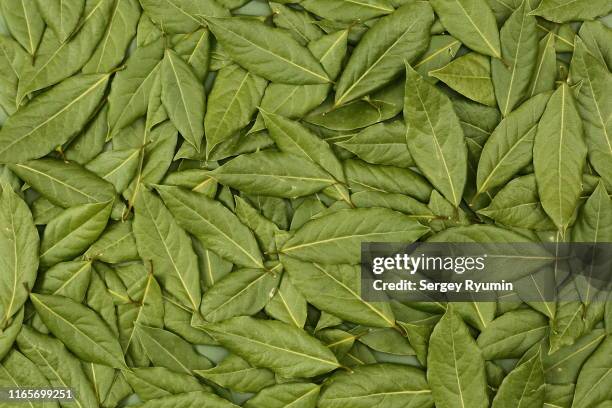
334;2;434;105
476;92;551;195
430;52;496;107
429;0;501;58
195;354;276;393
0;74;109;163
206;16;330;84
39;201;112;267
0;184;38;326
404;64;468;206
82;0;141;73
204;64;267;155
209;151;336;198
202;316;340;378
200;268;280;322
30;293;126;368
0;0;44;55
492;0;538;116
283;256;396;328
156;185;264;268
318;363;433;408
139;0;228;33
133;188;201;311
533;83;587;232
161;49;206;152
281;208;429;264
10;158;116;207
428;307;488;408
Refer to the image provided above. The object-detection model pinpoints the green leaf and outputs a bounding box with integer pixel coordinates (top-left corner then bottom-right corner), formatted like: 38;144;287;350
281;208;429;264
246;382;320;408
414;35;462;83
578;20;612;70
337;121;414;168
0;74;110;163
404;64;468;206
30;293;126;368
476;92;551;195
544;383;575;408
0;308;23;361
64;104;109;164
572;42;612;189
270;2;323;45
344;159;432;202
200;268;280;322
283;256;396;328
528;33;557;97
261;110;345;182
39;201;112;267
492;0;538;116
209;151;336;198
358;327;415;356
83;0;141;73
0;349;58;407
0;35;30;115
0;185;38;326
453;302;496;332
135;324;212;373
318;363;433;408
16;326;99;408
491;351;544;408
543;329;605;384
202;316;340;378
234;195;280;255
35;0;84;43
430;53;496;106
35;260;92;302
351;191;432;222
127;390;239;407
477;309;548;359
427;224;532;242
205;16;330;85
533;83;587;232
478;174;556;230
572;336;612;408
139;0;228;34
10;158;116;208
195;354;276;393
133;188;201;311
84;220;139;263
124;367;207;401
17;0;115;98
301;0;394;23
86;148;141;193
116;268;165;363
530;0;612;23
32;197;63;226
427;307;488;408
265;273;308;328
107;40;164;136
0;0;44;55
250;30;348;133
306;80;405;131
156;185;264;268
573;181;612;242
204;64;267;155
161;49;206;152
334;2;434;106
172;28;211;81
429;0;501;58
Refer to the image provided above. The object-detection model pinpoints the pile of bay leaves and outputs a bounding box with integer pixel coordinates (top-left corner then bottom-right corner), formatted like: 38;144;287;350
0;0;611;407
